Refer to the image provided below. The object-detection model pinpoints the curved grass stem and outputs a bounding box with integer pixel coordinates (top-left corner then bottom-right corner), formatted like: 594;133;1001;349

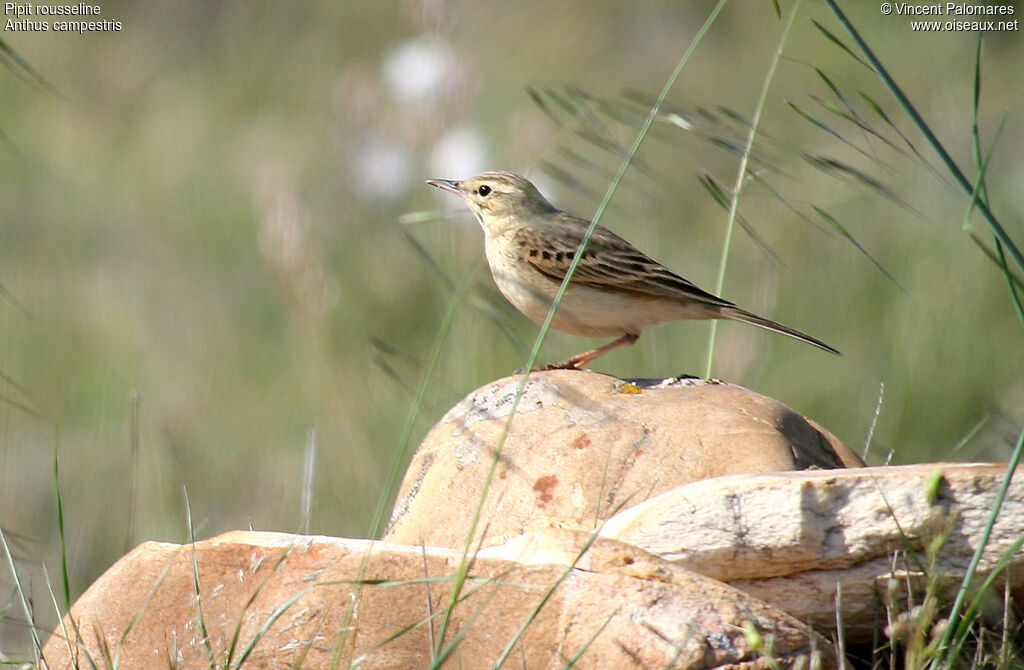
705;0;802;378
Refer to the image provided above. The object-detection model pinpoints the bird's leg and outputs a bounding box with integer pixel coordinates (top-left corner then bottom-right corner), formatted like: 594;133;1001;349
535;333;640;371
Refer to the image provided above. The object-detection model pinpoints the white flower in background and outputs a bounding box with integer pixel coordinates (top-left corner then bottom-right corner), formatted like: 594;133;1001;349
429;126;488;179
382;36;458;105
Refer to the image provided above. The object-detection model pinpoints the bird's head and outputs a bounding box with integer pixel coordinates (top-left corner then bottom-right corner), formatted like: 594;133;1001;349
427;172;556;232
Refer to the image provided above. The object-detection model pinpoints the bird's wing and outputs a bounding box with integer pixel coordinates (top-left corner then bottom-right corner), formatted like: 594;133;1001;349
514;213;735;307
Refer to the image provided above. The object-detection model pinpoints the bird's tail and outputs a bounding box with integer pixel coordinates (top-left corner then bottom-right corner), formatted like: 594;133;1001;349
718;306;840;355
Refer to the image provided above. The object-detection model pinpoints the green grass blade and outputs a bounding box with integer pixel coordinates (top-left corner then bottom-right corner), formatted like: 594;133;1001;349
705;0;803;377
941;533;1024;667
525;85;563;128
811;206;902;290
223;542;297;668
821;0;1024;279
119;554;177;648
803;155;919;216
0;37;62;97
53;442;71;612
935;425;1024;666
0;528;45;665
491;530;605;668
963;35;1024;330
965;236;1024;291
811;20;869;70
697;171;781;264
184;489;216;666
230;587;311;669
560;611;617;668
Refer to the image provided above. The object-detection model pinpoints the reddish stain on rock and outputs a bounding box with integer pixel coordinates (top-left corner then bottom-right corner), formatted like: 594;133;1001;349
571;434;591;450
533;475;558;506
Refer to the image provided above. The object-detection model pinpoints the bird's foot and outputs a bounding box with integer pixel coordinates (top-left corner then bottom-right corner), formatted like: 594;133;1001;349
513;334;641;374
513;361;586;374
532;361;586;372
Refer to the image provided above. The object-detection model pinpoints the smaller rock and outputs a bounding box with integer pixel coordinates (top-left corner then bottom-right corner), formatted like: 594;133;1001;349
600;462;1024;640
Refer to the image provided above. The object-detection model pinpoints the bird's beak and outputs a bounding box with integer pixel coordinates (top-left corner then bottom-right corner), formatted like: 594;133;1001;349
426;178;462;196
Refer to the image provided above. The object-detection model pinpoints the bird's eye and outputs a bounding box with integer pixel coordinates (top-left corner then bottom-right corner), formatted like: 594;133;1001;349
477;185;491;196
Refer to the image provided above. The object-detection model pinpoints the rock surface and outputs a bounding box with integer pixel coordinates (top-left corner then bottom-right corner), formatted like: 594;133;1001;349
599;462;1024;639
385;370;861;548
40;531;833;669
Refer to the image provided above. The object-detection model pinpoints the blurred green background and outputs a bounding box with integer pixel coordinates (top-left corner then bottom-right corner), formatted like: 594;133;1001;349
1;0;1022;654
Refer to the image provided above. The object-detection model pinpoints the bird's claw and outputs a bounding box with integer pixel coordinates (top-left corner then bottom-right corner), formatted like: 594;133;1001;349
513;362;586;374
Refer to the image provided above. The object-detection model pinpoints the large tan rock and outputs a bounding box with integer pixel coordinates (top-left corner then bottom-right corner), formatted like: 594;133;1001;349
386;370;861;547
41;531;833;669
599;463;1024;641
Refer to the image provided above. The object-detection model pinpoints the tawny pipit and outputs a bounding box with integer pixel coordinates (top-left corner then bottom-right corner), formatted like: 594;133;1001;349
427;171;839;369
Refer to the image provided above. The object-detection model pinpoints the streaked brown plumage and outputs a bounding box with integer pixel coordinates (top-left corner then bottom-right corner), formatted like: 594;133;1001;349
427;171;838;369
